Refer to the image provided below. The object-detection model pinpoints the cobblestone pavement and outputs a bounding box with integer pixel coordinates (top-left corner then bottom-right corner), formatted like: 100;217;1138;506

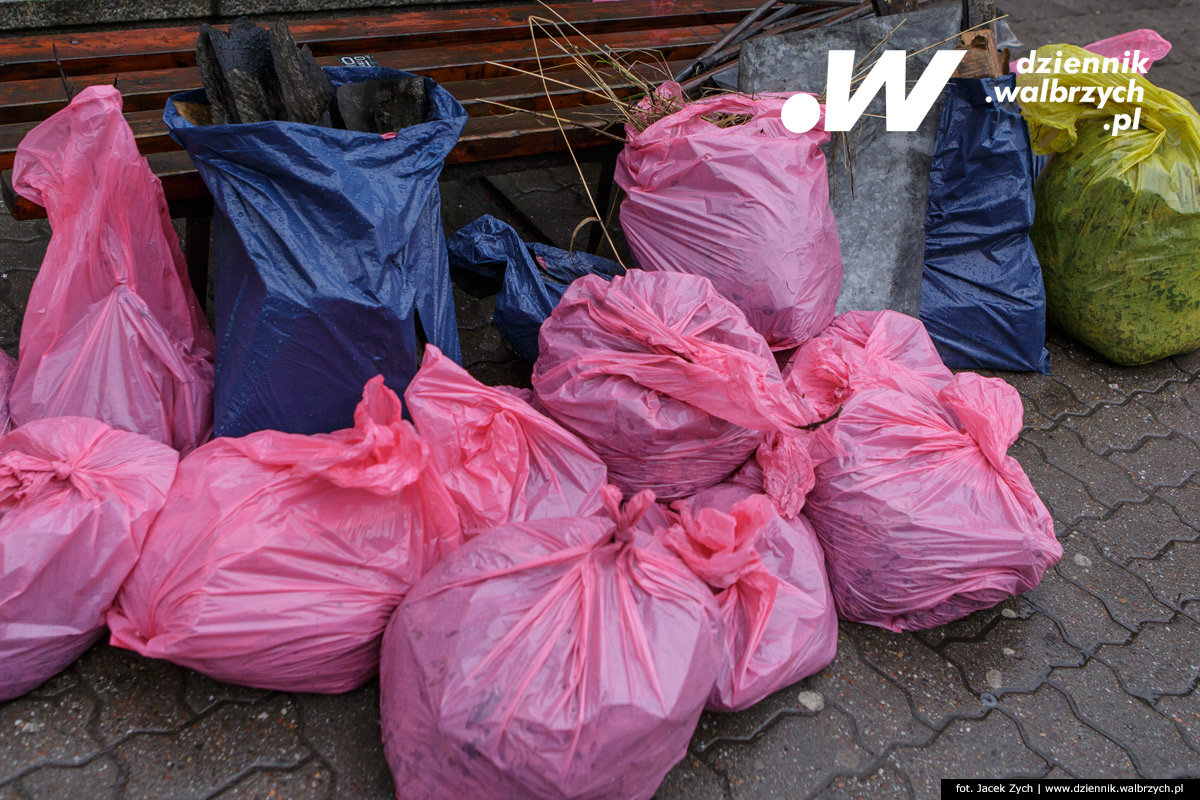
2;1;1199;798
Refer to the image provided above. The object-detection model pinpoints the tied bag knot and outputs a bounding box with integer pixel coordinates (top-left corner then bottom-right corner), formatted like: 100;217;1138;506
601;485;656;545
0;451;95;506
665;495;774;590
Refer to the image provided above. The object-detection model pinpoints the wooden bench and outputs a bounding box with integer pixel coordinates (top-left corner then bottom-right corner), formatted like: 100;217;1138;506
0;0;873;292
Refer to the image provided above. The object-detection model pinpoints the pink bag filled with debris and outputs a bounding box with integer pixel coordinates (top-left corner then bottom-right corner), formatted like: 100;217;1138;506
802;371;1061;631
0;351;16;436
1;417;178;701
668;484;837;712
9;85;214;453
405;345;608;535
107;377;463;693
380;487;722;800
786;310;953;418
533;270;817;501
615;86;842;349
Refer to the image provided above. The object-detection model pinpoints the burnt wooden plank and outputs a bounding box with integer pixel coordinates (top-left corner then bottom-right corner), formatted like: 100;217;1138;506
0;0;758;82
871;0;920;13
0;60;681;171
4;104;620;221
0;25;721;124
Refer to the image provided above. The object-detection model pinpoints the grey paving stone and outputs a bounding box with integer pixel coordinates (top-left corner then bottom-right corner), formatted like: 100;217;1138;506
1109;435;1200;491
1021;567;1131;653
886;712;1047;800
1000;685;1138;778
295;687;393;800
939;612;1084;696
450;287;496;332
115;695;309;800
1071;349;1190;398
1170;349;1200;377
1008;440;1105;528
484;164;607;253
808;630;936;755
0;783;21;800
1021;427;1148;509
1076;499;1197;565
1049;660;1200;778
1056;533;1173;631
1156;689;1200;755
22;670;78;702
19;756;120;800
183;673;271;717
1127;540;1200;608
459;321;517;363
1097;614;1200;698
1000;371;1090;419
1041;339;1126;409
0;689;99;784
464;355;531;389
916;599;1035;650
813;765;912;800
74;646;191;746
1157;480;1200;531
654;755;726;800
1061;401;1171;455
212;760;333;800
692;686;810;755
854;626;984;730
1136;382;1200;447
708;706;872;800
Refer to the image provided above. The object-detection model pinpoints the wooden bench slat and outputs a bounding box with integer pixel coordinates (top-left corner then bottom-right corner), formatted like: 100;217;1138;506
0;0;758;82
3;102;621;220
0;24;722;124
0;60;681;171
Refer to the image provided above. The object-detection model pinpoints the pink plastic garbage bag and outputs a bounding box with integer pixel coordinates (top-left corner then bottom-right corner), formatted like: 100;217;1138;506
380;487;722;800
1;417;178;701
615;87;842;349
803;371;1061;631
405;345;608;535
786;310;953;418
730;431;817;521
669;484;837;712
0;351;16;436
9;85;214;453
533;270;817;501
107;377;463;693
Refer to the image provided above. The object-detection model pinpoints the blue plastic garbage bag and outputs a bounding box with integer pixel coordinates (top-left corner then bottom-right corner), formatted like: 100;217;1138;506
447;215;624;362
165;67;466;437
922;76;1050;373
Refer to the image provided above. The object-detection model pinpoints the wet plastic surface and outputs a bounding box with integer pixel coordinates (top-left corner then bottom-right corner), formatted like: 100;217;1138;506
1021;45;1200;366
447;214;623;362
10;86;215;453
787;313;1062;631
533;270;816;501
670;484;838;712
107;378;463;693
922;76;1050;374
380;488;722;800
405;345;608;536
165;67;465;438
0;417;178;701
616;89;841;350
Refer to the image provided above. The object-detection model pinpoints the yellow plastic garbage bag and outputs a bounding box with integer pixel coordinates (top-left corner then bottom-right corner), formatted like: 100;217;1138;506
1019;44;1200;365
